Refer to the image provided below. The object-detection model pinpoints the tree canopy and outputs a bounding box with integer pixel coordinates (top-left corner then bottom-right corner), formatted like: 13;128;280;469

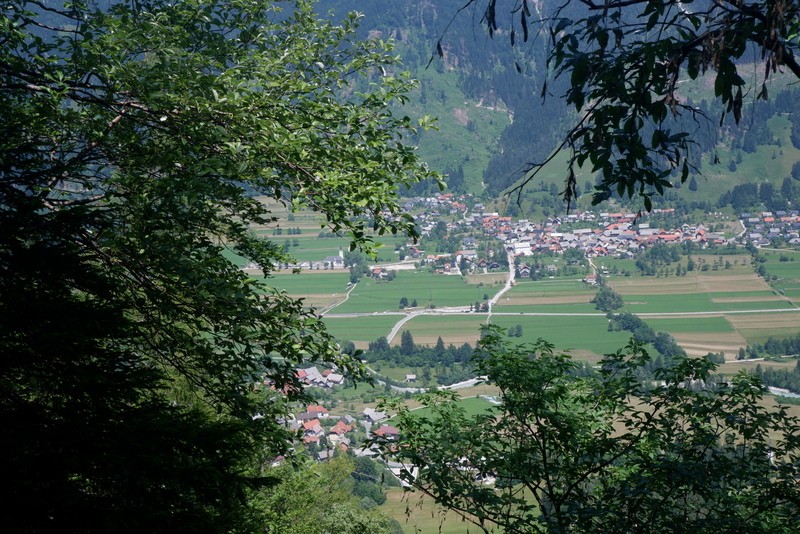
378;327;800;533
1;0;435;530
450;0;800;210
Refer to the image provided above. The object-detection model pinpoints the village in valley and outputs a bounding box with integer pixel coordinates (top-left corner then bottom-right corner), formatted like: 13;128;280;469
409;193;800;265
260;192;800;473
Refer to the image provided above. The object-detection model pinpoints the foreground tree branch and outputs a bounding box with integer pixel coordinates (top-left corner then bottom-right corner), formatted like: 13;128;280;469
444;0;800;210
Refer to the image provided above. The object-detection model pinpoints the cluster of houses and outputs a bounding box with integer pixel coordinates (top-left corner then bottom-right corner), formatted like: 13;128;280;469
496;216;722;259
296;366;345;388
243;195;799;278
740;211;800;247
281;401;399;463
412;198;731;275
408;194;800;257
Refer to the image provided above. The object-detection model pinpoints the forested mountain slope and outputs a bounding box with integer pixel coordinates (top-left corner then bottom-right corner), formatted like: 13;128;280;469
319;1;800;214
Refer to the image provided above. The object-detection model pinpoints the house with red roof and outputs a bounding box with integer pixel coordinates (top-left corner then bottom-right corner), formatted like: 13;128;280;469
373;425;400;440
306;405;329;418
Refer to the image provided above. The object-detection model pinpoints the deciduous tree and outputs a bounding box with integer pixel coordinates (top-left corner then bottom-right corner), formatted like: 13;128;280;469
377;326;800;533
1;0;436;529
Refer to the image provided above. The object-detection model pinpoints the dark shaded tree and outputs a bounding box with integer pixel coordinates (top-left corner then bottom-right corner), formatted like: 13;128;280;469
1;0;435;530
591;286;624;312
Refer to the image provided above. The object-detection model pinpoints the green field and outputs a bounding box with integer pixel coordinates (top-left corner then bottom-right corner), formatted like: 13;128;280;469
728;311;800;344
489;315;634;360
492;278;597;313
596;257;638;275
621;292;791;314
508;278;595;295
404;396;494;420
261;272;349;294
323;315;403;344
333;271;491;314
493;303;601;313
761;250;800;299
221;247;249;267
644;316;735;334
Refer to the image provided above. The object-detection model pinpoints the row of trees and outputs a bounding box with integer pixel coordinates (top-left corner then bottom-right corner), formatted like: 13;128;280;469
718;179;800;212
608;312;686;362
736;333;800;361
591;286;624;312
365;333;474;384
273;227;304;235
754;362;800;395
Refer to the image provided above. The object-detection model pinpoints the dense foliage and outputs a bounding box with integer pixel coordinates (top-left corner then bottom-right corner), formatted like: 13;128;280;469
378;326;800;533
0;0;435;530
608;312;686;361
366;333;475;386
591;285;624;312
254;456;402;534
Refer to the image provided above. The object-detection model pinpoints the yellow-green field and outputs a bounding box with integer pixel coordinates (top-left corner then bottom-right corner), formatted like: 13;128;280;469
488;315;634;361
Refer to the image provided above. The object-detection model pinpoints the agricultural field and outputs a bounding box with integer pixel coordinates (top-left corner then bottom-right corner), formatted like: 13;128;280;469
489;314;635;362
403;396;495;420
492;278;598;313
760;249;800;300
621;292;788;314
644;316;746;357
254;272;350;309
323;315;404;347
463;272;509;286
595;257;637;276
391;315;488;347
607;270;798;354
726;312;800;345
332;271;490;314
